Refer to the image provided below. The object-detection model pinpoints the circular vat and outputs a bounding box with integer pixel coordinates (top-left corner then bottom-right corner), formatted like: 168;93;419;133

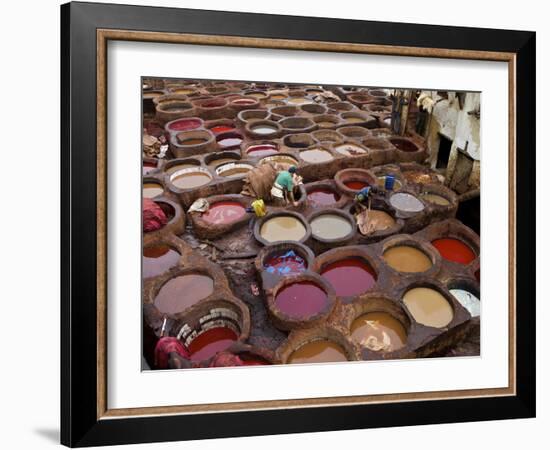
205;119;236;135
257;242;314;278
270;105;299;118
389;192;425;215
329;101;355;112
320;255;377;298
402;284;454;329
270;274;335;329
340;111;374;127
237;109;270;125
215;162;254;179
143;199;178;235
245;119;282;139
176;299;249;363
334;141;368;156
163;158;202;175
300;103;327;115
286;95;313;105
283;133;315;149
279;116;316;133
156;101;195;122
169;167;213;190
143;242;181;279
259;153;299;169
153;270;215;315
389;137;420;153
244;90;268;101
204;151;241;169
431;237;477;265
311;129;343;144
362;137;394;151
348;297;410;353
255;211;310;245
165;117;203;133
367;89;389;99
229;96;259;109
382;238;436;274
348;92;371;107
299;146;334;164
216;131;244;150
334;168;377;196
169;86;198;96
419;184;456;207
244;141;279;158
349;202;401;236
402;166;442;185
337;126;370;141
447;279;480;318
143;90;165;100
143;180;164;199
174;129;215;149
305;183;342;208
309;209;355;243
201;200;248;226
312;114;341;129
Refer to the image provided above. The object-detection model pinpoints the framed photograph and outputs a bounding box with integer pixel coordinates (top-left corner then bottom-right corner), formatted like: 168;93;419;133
61;1;536;447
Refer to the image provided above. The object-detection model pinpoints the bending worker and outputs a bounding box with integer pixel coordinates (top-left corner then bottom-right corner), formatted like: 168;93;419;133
354;184;382;211
271;166;299;207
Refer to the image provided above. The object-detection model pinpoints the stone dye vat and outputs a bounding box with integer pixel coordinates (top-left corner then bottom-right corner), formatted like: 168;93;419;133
403;287;454;328
201;201;247;225
450;288;480;317
357;210;396;232
274;281;329;319
154;273;214;315
389;192;425;214
287;339;348;364
383;245;433;273
170;168;212;189
350;312;407;352
257;213;308;244
245;142;279;157
431;238;476;265
307;188;341;207
310;213;353;241
264;250;307;276
143;182;164;198
143;244;181;279
321;257;377;297
421;193;451;206
216;162;254;178
187;327;239;362
299;147;334;163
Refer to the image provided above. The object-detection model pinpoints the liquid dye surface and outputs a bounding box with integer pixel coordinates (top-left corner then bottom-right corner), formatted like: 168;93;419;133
344;180;368;191
208;158;238;167
383;246;432;273
154;274;214;314
264;250;307;276
310;214;353;240
307;189;340;206
275;281;329;318
180;138;207;146
321;258;377;297
335;143;367;156
389;193;425;213
450;288;480;317
431;238;476;265
260;216;306;243
288;340;347;364
187;327;238;362
403;287;454;328
202;201;247;225
299;148;334;163
167;118;202;131
218;137;243;148
345;117;364;123
246;144;278;157
210;125;234;134
143;245;180;278
260;155;298;168
317;121;336;128
251;125;277;135
421;193;451;206
218;166;251;178
171;171;212;189
288;97;310;105
165;163;199;175
143;182;164;198
350;312;407;352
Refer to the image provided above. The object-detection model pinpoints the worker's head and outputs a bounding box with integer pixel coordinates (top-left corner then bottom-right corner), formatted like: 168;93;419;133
357;194;365;202
288;166;297;174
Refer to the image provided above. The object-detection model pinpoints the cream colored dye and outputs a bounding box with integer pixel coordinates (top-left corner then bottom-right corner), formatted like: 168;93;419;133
208;158;237;167
299;148;334;163
165;164;198;174
383;246;432;273
143;183;164;198
421;193;451;206
260;216;306;243
345;117;364;123
403;287;454;328
310;214;353;240
288;97;311;104
171;172;212;189
335;143;367;156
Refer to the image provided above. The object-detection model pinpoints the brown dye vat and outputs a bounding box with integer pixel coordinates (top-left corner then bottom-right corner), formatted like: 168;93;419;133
310;214;353;240
288;339;348;364
143;90;164;99
383;246;432;273
390;138;419;152
283;133;315;148
287;97;311;105
208;157;238;167
260;216;307;243
171;170;212;189
403;287;454;328
179;138;207;146
335;143;367;156
154;273;214;314
357;210;396;232
260;154;298;168
350;312;407;352
216;163;253;178
143;182;164;198
421;193;451;206
143;244;181;279
299;148;334;163
165;162;200;174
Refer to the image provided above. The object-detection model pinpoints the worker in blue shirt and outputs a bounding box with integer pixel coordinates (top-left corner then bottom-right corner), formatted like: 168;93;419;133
271;166;299;206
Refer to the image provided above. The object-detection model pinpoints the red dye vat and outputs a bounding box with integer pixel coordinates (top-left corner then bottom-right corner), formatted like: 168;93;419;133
431;238;476;265
202;201;247;225
246;144;278;157
188;327;238;362
167;118;202;131
143;162;157;175
275;281;328;318
321;257;377;297
264;250;307;275
210;125;235;134
143;244;181;278
344;180;369;191
307;189;340;206
232;98;256;106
